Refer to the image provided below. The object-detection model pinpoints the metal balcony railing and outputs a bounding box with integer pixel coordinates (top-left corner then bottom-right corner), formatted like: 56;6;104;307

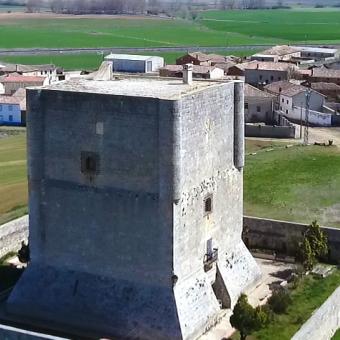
203;248;218;272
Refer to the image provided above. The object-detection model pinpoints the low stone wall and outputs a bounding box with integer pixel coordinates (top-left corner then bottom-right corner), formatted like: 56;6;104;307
292;287;340;340
292;107;332;127
245;124;296;139
0;324;66;339
0;216;28;259
243;216;340;264
332;114;340;126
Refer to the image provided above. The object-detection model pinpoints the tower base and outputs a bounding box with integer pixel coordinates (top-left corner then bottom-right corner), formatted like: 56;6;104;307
7;242;261;340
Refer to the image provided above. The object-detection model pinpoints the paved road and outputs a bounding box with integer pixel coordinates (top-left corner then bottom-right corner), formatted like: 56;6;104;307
1;43;340;57
0;45;270;56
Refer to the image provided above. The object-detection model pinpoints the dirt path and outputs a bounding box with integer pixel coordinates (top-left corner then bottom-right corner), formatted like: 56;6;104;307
308;127;340;146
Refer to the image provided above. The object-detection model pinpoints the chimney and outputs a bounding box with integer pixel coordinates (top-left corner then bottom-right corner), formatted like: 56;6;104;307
183;64;193;85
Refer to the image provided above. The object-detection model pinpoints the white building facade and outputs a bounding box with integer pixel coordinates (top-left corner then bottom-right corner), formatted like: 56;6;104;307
0;102;22;126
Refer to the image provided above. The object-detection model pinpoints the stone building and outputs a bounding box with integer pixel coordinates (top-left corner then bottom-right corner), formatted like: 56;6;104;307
244;62;298;87
310;82;340;101
308;68;340;86
251;45;301;62
159;64;225;79
8;74;261;340
0;75;48;95
176;52;227;66
264;81;331;126
244;84;275;123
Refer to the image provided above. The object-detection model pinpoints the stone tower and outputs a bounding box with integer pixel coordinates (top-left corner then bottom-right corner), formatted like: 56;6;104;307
8;77;261;340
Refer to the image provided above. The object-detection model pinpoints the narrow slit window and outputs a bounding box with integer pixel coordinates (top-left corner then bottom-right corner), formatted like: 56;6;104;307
81;151;100;175
204;195;213;215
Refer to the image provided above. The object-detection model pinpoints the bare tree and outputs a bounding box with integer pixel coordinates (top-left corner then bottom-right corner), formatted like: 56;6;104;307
26;0;43;12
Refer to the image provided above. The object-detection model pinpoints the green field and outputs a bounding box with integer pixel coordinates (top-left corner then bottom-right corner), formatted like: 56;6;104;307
0;8;340;50
0;130;27;226
244;142;340;228
200;8;340;43
231;270;340;340
0;15;279;49
0;49;259;70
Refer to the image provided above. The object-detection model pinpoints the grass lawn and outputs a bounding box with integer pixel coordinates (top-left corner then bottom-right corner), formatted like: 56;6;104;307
231;270;340;340
333;329;340;340
244;142;340;228
0;131;28;226
0;49;259;70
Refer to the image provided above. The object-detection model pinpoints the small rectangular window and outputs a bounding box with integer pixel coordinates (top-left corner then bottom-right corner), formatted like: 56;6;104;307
282;98;284;103
257;106;261;113
287;100;289;104
245;102;249;109
8;115;13;122
286;110;288;114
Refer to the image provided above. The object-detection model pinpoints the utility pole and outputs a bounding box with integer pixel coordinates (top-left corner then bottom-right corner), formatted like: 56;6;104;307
304;89;311;145
300;105;303;139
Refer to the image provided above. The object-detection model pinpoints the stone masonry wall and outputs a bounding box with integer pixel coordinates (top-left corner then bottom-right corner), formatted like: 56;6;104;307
0;216;28;259
243;216;340;263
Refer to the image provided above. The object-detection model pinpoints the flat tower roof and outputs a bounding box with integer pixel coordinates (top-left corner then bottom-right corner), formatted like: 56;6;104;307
36;77;229;100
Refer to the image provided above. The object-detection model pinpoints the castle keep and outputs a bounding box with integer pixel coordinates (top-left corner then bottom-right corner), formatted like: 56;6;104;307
8;76;261;339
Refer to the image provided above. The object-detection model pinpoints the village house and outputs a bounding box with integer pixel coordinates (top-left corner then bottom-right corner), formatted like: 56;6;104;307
227;62;252;77
264;80;332;126
265;80;325;114
0;62;57;81
0;74;48;95
212;61;236;75
308;67;340;85
310;82;340;101
244;84;275;123
159;64;225;79
0;89;26;126
244;62;298;87
175;52;236;66
251;45;301;62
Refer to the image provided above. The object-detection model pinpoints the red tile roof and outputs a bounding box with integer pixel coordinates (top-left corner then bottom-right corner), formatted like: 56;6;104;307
1;75;46;83
244;61;297;72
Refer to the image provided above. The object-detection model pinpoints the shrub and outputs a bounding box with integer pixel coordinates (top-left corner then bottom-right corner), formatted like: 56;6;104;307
298;220;328;271
268;289;292;314
230;294;269;340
